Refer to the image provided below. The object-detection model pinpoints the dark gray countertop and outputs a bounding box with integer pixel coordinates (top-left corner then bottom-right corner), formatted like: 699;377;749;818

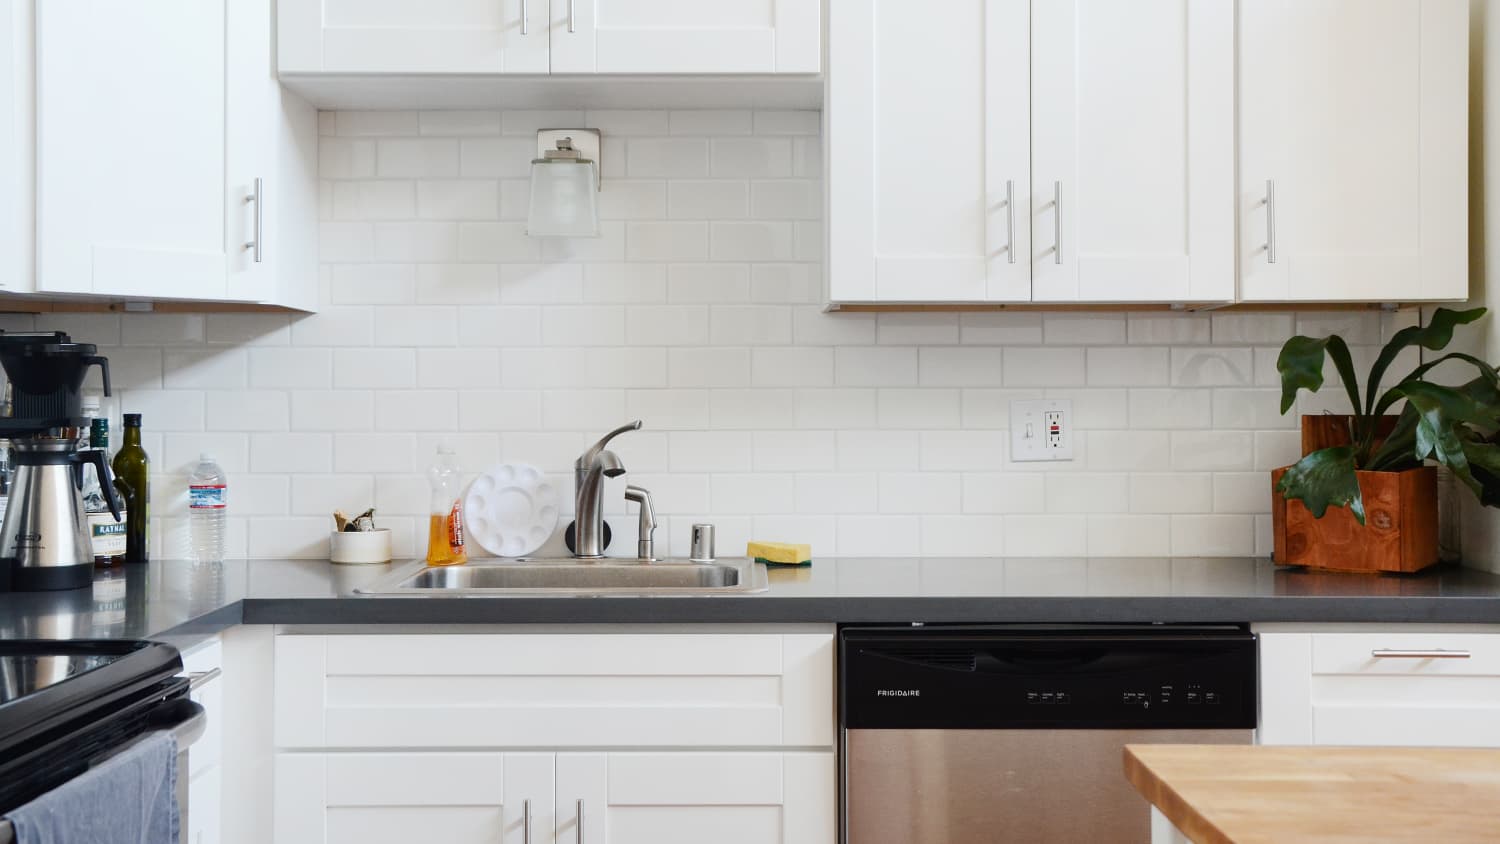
5;556;1500;642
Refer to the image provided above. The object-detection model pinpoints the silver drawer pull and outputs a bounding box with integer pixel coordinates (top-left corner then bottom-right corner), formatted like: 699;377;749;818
523;798;531;844
1371;649;1472;660
577;798;585;844
187;667;222;689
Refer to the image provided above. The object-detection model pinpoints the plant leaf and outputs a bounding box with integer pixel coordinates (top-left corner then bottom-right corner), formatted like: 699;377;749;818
1365;404;1421;471
1364;307;1486;415
1392;381;1499;499
1277;335;1361;416
1372;352;1500;419
1277;446;1366;524
1459;430;1500;508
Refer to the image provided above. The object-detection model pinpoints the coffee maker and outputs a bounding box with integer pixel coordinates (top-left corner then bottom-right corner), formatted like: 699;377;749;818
0;332;124;591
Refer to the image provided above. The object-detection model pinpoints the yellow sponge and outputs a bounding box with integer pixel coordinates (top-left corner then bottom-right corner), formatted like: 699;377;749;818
747;541;812;567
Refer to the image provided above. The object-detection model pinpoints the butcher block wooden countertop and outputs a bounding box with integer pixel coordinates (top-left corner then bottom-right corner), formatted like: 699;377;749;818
1124;744;1500;843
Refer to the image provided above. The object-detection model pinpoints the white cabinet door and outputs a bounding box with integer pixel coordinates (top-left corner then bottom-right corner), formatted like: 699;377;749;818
1031;0;1234;303
557;752;835;844
1239;0;1467;302
35;0;233;300
1259;631;1500;747
278;0;548;74
827;0;1029;303
274;753;554;844
0;0;31;294
551;0;819;74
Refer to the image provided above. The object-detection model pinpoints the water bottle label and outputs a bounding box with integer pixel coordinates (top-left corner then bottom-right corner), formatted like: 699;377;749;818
189;484;227;509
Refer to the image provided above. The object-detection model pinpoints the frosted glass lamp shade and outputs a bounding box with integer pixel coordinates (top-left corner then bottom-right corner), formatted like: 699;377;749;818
527;159;600;237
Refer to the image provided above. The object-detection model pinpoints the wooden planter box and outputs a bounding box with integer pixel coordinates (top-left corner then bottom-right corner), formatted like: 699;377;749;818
1270;416;1439;574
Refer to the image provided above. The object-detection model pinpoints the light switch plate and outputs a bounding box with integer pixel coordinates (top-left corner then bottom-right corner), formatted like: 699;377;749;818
1010;399;1074;462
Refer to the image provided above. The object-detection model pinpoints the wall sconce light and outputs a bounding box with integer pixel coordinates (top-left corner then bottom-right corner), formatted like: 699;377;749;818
527;129;601;238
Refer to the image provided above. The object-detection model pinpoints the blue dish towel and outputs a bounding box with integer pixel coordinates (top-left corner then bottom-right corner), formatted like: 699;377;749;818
6;730;178;844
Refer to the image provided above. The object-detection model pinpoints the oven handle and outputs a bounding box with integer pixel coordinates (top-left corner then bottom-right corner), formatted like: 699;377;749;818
0;700;204;844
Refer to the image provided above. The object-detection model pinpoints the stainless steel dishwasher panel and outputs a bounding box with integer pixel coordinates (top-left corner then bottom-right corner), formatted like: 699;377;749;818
845;727;1251;844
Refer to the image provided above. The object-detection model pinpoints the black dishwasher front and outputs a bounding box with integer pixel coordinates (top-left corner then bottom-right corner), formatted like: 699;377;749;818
840;625;1256;844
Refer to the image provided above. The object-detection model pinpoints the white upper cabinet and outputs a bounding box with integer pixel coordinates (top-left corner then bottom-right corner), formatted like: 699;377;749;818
1030;0;1234;303
0;0;30;295
828;0;1029;302
278;0;819;76
36;0;232;301
552;0;820;74
1238;0;1468;302
277;0;547;74
33;0;315;308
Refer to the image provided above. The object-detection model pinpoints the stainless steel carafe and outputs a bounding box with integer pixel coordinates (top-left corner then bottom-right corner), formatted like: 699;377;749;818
0;438;122;590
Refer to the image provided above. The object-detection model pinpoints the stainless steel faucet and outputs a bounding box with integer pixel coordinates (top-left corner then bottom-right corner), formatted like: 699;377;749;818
624;485;657;561
574;420;641;558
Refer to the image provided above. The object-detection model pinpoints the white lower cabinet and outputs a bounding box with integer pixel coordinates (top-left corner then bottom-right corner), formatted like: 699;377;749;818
182;637;224;844
1259;628;1500;746
275;750;834;844
271;631;837;843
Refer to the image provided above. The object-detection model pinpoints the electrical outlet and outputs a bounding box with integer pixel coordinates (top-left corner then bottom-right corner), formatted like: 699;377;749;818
1011;399;1074;462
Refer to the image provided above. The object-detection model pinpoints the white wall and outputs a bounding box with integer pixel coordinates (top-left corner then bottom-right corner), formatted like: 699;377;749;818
1;109;1428;561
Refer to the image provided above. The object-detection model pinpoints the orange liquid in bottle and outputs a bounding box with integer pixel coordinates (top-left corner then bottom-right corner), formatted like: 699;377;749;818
426;503;467;566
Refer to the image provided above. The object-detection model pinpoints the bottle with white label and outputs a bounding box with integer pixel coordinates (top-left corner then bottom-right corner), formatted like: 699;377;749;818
189;454;227;564
84;417;127;567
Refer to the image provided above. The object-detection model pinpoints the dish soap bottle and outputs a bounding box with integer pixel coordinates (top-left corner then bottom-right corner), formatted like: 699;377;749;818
426;445;467;566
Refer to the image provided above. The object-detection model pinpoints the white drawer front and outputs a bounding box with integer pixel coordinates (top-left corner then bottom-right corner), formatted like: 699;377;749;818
1312;633;1500;676
275;633;833;750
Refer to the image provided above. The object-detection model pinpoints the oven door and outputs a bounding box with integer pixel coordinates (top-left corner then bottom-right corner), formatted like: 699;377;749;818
0;697;205;844
844;727;1252;844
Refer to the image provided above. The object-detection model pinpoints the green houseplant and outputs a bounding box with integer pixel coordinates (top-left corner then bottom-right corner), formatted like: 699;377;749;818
1273;307;1500;571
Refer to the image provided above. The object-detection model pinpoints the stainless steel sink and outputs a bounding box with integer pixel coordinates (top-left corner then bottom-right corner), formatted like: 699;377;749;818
353;557;769;596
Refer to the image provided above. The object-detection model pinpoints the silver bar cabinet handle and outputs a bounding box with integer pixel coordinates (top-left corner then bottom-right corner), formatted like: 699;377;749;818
523;798;531;844
1004;179;1015;265
577;798;585;844
186;668;221;690
1052;180;1062;265
521;0;528;35
568;0;576;32
1372;649;1471;660
1264;179;1276;264
244;177;263;263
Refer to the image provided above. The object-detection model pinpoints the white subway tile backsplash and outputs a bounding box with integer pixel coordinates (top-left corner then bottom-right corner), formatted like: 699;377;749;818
1086;347;1169;387
419;110;502;136
919;347;1004;387
1044;314;1126;345
668;181;748;219
836;347;918;387
1004;347;1086;387
837;430;920;472
878;389;961;429
963;473;1046;514
880;473;962;514
753;430;838;472
628;139;710;178
670;110;753;135
378;139;460;177
252;431;334;473
796;473;877;513
88;110;1359;557
1170;347;1254;387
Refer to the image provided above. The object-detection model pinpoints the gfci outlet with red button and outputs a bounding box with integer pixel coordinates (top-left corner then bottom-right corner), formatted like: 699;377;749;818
1010;399;1074;462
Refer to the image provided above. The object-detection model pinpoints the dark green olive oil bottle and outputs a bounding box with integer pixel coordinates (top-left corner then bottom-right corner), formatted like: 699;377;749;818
111;413;150;563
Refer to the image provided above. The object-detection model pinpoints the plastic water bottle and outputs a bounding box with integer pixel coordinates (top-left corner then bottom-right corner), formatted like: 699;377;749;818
189;454;228;564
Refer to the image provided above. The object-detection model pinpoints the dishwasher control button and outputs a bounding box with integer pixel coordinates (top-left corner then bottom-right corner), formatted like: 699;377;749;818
1056;692;1070;704
1040;692;1055;704
1026;692;1040;704
1185;691;1201;704
1205;691;1220;705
